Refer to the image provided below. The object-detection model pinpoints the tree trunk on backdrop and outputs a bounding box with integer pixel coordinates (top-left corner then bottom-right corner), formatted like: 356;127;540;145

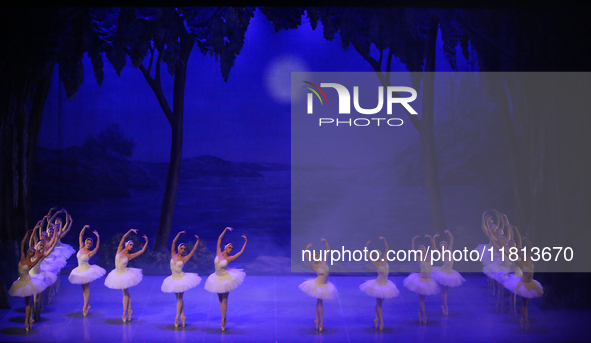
138;32;193;251
420;15;448;235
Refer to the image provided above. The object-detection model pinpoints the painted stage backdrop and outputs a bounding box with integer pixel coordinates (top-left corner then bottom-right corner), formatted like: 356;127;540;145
2;7;590;308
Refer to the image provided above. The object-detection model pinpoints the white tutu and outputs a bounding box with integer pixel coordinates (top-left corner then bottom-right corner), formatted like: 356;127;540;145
403;273;440;295
431;267;466;287
41;254;67;274
104;268;143;289
162;273;202;293
204;268;245;293
69;265;106;284
9;277;47;297
30;263;58;288
476;243;501;266
53;243;76;260
483;262;511;283
359;279;399;299
299;279;339;300
503;275;543;299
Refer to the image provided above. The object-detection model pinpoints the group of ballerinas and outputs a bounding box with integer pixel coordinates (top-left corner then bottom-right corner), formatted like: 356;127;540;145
9;207;248;332
476;209;543;330
9;207;76;331
10;206;543;333
299;231;465;331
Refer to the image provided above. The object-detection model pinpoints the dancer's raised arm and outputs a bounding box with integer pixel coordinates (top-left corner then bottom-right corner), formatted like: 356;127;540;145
129;235;148;260
217;227;232;254
320;238;329;253
118;229;137;253
30;221;42;249
46;210;62;234
380;236;389;256
513;226;523;248
426;234;437;251
89;230;100;257
59;210;72;239
47;206;58;217
228;235;247;262
20;231;31;260
172;230;185;257
305;243;314;268
411;235;419;251
445;230;454;251
79;225;88;250
182;236;200;263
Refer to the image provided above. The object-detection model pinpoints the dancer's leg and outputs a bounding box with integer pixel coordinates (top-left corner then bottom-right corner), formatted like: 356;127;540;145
179;292;186;327
218;292;229;331
419;294;426;323
175;293;181;327
376;298;384;330
373;298;379;329
317;299;324;331
82;283;90;316
441;286;449;315
122;289;128;322
521;297;529;329
25;296;31;331
126;289;132;321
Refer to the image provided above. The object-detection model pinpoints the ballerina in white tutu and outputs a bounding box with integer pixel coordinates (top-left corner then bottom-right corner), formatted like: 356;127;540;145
28;219;62;321
431;230;465;315
299;238;338;332
502;238;543;330
204;227;247;332
403;234;440;324
48;208;76;261
104;229;148;322
9;230;58;331
359;237;399;330
162;230;202;327
69;225;105;316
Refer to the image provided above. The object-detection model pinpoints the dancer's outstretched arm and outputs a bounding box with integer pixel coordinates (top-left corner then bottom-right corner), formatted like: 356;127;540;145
380;236;389;257
445;230;454;251
305;243;314;269
183;236;200;263
366;240;378;267
46;210;62;234
20;231;30;260
129;235;148;260
30;221;42;249
320;238;329;262
513;226;523;248
118;229;137;253
79;225;88;250
47;206;58;217
89;230;100;258
217;227;232;255
59;210;72;239
171;231;185;257
228;235;247;262
411;235;419;251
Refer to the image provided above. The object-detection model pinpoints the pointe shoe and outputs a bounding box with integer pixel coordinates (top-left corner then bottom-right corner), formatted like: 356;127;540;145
83;305;90;317
379;319;384;331
122;311;127;323
175;316;179;328
373;317;378;329
319;322;323;332
181;315;186;327
417;312;422;323
127;309;133;322
221;318;226;332
25;321;29;332
314;319;319;330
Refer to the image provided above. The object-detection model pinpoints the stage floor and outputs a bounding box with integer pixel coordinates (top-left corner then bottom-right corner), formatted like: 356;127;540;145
0;274;589;342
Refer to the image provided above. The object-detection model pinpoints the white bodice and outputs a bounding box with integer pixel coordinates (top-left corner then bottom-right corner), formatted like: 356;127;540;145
19;263;33;282
441;259;454;272
114;254;129;275
77;250;91;272
376;262;389;284
214;256;229;276
313;262;329;285
170;259;185;280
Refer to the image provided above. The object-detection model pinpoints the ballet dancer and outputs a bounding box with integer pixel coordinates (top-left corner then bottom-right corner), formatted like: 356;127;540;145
299;238;339;332
431;230;465;315
359;237;399;330
204;227;247;332
502;238;543;330
104;229;148;322
403;234;440;324
68;225;106;316
9;230;57;331
29;219;61;321
161;230;202;327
